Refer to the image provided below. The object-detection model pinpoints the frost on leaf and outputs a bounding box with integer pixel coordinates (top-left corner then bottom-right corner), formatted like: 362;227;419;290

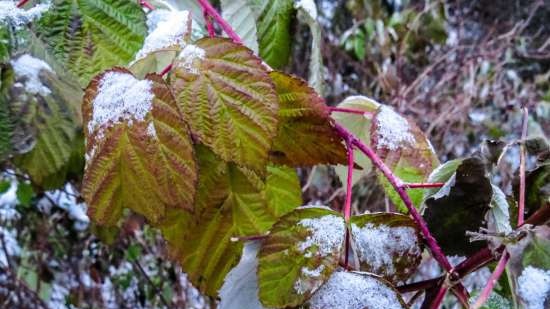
268;71;347;166
308;271;407;309
258;207;344;307
0;1;50;28
10;54;52;95
517;266;550;309
374;106;415;150
170;37;278;171
83;68;197;225
133;10;191;61
350;213;422;284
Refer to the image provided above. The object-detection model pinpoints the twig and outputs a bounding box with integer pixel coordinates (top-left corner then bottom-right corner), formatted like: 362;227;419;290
203;8;216;37
471;251;510;309
402;182;445;189
160;64;173;76
196;0;242;44
518;106;529;225
16;0;29;8
132;260;171;308
429;285;448;309
139;0;155;10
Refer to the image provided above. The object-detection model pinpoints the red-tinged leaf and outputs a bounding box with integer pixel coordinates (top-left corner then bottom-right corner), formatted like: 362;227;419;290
170;38;278;172
82;68;197;225
268;71;347;166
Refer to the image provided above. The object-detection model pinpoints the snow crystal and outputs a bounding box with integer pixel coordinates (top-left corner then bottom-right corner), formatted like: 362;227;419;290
308;271;404;309
88;72;154;134
295;0;318;20
297;215;345;257
219;241;266;309
517;266;550;309
0;1;50;28
10;54;53;96
351;223;419;276
133;10;190;61
376;106;415;150
146;122;157;138
177;44;205;74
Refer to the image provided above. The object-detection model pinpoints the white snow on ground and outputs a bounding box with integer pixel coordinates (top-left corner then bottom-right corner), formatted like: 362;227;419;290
0;1;50;28
10;54;53;96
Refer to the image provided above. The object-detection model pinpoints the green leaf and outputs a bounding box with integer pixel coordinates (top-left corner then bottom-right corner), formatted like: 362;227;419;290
0;180;10;194
82;69;198;225
486;185;512;235
522;228;550;270
423;158;493;255
16;182;34;207
371;104;439;212
422;158;463;202
0;26;11;63
221;0;259;54
295;0;323;94
307;271;408;309
268;71;347;166
35;0;147;85
254;0;294;68
170;37;278;172
0;64;14;161
332;96;380;185
129;48;179;79
350;213;422;284
158;145;301;296
125;243;142;262
258;206;345;307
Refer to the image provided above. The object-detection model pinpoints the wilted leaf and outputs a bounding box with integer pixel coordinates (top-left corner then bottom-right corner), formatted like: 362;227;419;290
479;139;506;167
170;37;278;172
307;271;408;309
221;0;259;54
129;48;179;79
82;68;197;225
422;158;463;203
424;158;492;255
350;213;422;284
514;163;550;216
254;0;294;68
269;71;346;166
486;185;512;236
35;0;147;85
258;207;345;307
371;104;439;212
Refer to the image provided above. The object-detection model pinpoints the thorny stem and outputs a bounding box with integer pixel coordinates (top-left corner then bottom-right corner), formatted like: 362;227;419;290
518;106;529;225
196;0;242;44
402;182;445;189
471;251;510;309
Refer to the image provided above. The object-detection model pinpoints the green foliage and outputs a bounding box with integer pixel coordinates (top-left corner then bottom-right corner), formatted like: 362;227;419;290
221;0;259;53
16;181;34;207
35;0;147;85
0;26;11;63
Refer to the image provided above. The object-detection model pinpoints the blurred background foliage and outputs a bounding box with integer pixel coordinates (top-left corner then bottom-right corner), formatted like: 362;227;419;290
1;0;549;308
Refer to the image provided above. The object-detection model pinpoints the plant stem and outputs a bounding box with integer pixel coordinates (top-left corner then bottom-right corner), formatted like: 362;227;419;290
196;0;242;44
16;0;29;8
471;251;510;309
328;107;374;116
203;8;216;37
518;106;529;225
139;0;155;10
430;285;448;309
402;182;445;189
344;138;354;221
160;64;173;76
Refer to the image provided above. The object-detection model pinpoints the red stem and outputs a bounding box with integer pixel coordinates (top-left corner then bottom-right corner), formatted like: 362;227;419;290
471;251;510;309
344;139;354;221
328;107;374;116
518;106;528;225
203;8;216;37
160;64;173;76
430;285;448;309
16;0;30;8
139;0;155;10
403;182;445;189
196;0;242;44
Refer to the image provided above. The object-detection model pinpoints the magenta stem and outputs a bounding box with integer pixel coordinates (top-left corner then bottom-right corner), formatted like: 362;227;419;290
203;8;216;37
160;64;173;76
196;0;242;44
518;106;528;225
328;107;374;116
139;0;155;10
333;122;454;272
344;138;354;221
471;251;510;309
16;0;30;7
403;182;445;189
430;285;449;309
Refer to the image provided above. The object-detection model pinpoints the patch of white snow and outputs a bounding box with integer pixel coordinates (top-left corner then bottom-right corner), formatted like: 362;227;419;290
0;1;50;28
10;54;53;96
376;106;415;150
297;215;345;257
517;266;550;309
177;44;205;75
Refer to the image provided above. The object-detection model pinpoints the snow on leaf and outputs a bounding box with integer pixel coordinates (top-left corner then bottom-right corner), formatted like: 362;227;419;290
170;37;278;172
374;106;415;151
10;54;52;95
258;207;344;307
133;10;191;61
307;271;407;309
517;266;550;309
268;71;347;166
350;213;422;284
83;69;197;225
0;1;50;28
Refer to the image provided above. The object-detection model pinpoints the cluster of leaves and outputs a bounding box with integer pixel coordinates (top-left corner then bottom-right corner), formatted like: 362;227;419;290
1;0;549;308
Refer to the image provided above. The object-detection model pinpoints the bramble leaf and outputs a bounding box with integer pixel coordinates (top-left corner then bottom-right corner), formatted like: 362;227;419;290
269;71;347;166
35;0;147;85
221;0;259;54
486;185;512;235
423;158;492;255
307;271;408;309
258;206;345;307
253;0;294;68
350;213;422;284
170;37;278;172
82;68;197;225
